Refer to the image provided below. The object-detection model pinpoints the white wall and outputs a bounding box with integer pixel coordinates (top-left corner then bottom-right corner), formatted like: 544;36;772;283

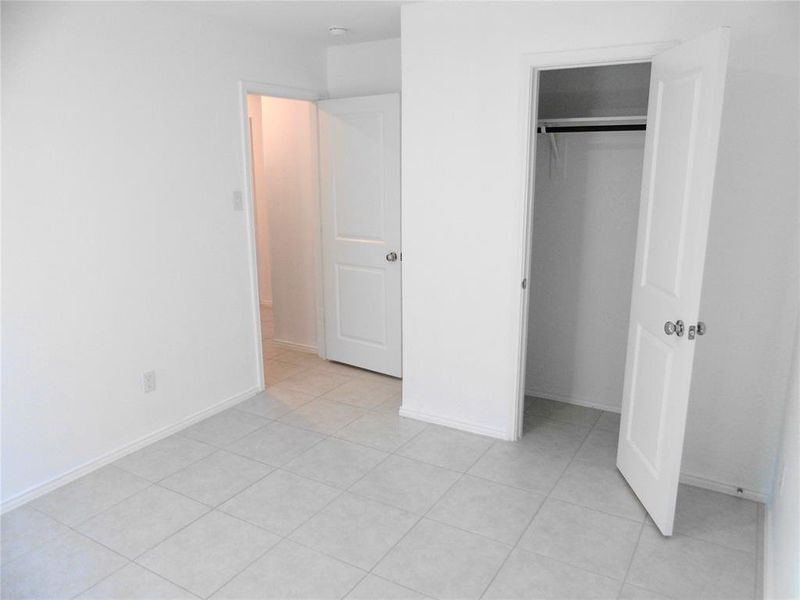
401;2;799;496
260;96;320;350
327;38;401;98
766;316;799;600
1;1;325;506
526;132;644;411
538;63;651;119
247;96;273;306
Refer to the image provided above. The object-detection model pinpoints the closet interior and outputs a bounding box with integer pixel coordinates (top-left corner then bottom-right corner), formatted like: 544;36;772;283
523;62;652;423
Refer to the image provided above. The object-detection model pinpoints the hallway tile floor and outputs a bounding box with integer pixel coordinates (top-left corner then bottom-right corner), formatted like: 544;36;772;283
1;308;761;599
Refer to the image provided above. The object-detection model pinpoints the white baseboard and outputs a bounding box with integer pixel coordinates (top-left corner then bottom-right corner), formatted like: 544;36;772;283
272;338;318;354
679;472;767;504
525;387;621;413
760;503;769;600
399;407;511;440
0;385;263;514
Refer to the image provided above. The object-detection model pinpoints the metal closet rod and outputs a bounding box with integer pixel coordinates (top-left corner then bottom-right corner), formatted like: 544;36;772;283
537;124;646;133
536;115;647;134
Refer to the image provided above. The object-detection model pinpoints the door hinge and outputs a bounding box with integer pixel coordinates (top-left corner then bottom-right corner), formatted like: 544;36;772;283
522;278;527;290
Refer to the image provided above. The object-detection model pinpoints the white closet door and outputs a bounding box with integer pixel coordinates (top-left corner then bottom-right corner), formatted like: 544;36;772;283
617;28;730;535
318;94;401;377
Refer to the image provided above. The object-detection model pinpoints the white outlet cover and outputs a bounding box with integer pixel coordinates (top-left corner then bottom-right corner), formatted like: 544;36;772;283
143;370;156;393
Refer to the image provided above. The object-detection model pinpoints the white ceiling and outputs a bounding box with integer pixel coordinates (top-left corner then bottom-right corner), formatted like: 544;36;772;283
178;1;401;47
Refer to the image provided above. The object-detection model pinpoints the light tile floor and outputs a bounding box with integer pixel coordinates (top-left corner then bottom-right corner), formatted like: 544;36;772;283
0;307;761;599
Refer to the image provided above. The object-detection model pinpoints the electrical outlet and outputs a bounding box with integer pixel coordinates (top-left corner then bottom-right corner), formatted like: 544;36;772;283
142;370;156;393
232;190;243;211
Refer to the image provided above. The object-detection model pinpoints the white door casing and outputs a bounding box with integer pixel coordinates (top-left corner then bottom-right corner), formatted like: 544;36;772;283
318;94;402;377
617;28;730;535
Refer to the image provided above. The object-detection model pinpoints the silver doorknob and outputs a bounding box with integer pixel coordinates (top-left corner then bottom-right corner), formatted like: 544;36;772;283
385;252;398;262
664;320;685;336
688;321;706;341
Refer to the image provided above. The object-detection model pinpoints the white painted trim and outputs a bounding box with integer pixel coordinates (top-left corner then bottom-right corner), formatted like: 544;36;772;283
400;407;511;441
238;80;324;383
679;472;767;504
763;503;774;600
525;388;621;413
271;338;318;354
511;40;676;443
1;386;262;514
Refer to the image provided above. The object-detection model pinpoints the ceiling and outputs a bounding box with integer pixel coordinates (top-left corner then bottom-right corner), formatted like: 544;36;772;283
178;1;401;47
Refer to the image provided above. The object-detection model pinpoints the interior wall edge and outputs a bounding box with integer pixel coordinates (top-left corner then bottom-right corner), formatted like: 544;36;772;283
0;385;263;514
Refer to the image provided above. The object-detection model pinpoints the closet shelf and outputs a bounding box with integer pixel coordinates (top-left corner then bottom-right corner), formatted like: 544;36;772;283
537;115;647;133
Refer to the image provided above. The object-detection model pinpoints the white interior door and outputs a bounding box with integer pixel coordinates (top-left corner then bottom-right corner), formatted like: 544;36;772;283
617;28;730;535
318;94;401;377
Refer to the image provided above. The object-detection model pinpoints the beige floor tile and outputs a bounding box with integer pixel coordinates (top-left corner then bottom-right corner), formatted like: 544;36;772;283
234;387;314;419
219;469;341;536
427;475;545;545
334;413;427;452
290;493;418;570
30;465;150;526
346;574;428;599
78;563;196;599
321;378;400;409
180;408;270;447
518;498;642;580
396;425;494;472
551;460;646;522
77;486;208;559
627;523;756;599
279;399;365;434
138;511;279;598
468;442;572;493
114;434;216;482
350;455;461;515
227;421;325;466
158;450;272;506
484;547;621;599
279;368;351;396
374;519;510;599
0;530;127;599
1;506;70;564
673;484;758;552
284;438;387;489
211;539;365;599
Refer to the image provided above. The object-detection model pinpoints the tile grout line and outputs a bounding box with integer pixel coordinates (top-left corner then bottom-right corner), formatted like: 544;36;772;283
478;404;600;599
616;520;647;599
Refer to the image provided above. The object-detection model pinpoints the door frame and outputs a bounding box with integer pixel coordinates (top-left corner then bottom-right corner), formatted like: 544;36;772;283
237;81;325;389
511;41;675;440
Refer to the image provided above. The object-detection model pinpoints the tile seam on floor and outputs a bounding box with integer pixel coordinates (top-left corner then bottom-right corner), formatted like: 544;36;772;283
477;410;599;599
615;520;647;600
202;470;352;599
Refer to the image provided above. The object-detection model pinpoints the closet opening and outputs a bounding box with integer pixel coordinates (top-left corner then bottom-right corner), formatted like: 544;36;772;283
519;61;652;435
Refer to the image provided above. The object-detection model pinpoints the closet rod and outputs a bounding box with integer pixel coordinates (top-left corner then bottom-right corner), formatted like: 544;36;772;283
536;124;646;133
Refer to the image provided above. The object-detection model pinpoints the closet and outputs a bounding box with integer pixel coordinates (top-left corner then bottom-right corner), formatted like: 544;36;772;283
523;63;652;416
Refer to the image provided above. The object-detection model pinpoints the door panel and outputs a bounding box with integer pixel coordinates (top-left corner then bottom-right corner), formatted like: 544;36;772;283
318;94;401;377
617;28;730;535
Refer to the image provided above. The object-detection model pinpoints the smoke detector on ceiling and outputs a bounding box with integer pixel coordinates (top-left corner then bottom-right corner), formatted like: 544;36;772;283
328;26;349;36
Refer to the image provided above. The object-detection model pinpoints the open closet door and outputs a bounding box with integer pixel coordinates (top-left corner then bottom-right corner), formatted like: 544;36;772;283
617;28;730;535
318;94;401;377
